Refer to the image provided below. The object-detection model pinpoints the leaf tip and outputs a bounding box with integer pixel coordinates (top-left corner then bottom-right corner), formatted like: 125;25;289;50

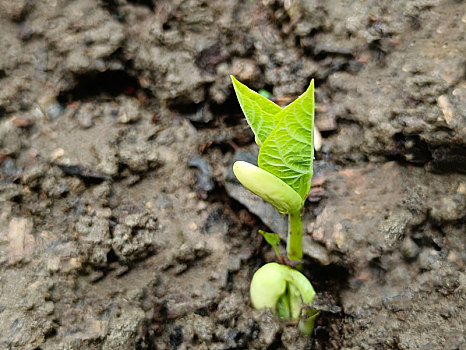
307;79;315;93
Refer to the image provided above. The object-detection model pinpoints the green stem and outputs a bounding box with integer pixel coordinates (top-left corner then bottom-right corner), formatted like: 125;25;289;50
287;210;303;261
276;285;291;318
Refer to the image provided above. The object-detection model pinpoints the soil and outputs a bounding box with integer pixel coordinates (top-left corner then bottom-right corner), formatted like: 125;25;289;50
0;0;465;349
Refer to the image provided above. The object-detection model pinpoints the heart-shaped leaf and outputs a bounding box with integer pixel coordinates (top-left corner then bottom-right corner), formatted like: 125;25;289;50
231;75;282;146
258;80;315;200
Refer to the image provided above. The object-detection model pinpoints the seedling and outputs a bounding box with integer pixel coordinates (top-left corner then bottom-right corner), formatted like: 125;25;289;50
231;76;318;334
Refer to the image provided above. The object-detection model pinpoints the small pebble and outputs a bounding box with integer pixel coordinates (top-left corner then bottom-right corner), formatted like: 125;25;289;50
50;148;65;162
401;237;420;259
418;248;441;270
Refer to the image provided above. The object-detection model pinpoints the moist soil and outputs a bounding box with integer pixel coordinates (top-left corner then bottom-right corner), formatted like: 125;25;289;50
0;0;465;349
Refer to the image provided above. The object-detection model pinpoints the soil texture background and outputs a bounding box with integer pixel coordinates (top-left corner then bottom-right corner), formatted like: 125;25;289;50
0;0;465;349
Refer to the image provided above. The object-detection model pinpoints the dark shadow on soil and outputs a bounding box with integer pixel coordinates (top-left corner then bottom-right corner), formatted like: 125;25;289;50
387;133;466;173
58;70;142;103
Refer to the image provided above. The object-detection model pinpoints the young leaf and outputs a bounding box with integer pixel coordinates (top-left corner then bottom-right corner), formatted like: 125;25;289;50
258;230;280;247
276;290;291;318
258;80;315;200
258;88;273;99
276;283;304;319
298;308;319;336
231;75;282;146
259;230;281;261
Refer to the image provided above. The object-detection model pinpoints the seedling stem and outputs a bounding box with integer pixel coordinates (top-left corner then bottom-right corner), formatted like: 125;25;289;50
287;211;303;261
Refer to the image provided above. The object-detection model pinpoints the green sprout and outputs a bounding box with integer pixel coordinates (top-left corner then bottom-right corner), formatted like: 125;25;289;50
231;76;318;334
258;230;282;263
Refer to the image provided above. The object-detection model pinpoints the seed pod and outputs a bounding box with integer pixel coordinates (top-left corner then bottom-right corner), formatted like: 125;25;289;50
250;262;315;313
233;161;303;214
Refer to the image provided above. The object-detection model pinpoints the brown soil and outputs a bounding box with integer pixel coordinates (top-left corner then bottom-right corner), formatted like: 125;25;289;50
0;0;465;349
